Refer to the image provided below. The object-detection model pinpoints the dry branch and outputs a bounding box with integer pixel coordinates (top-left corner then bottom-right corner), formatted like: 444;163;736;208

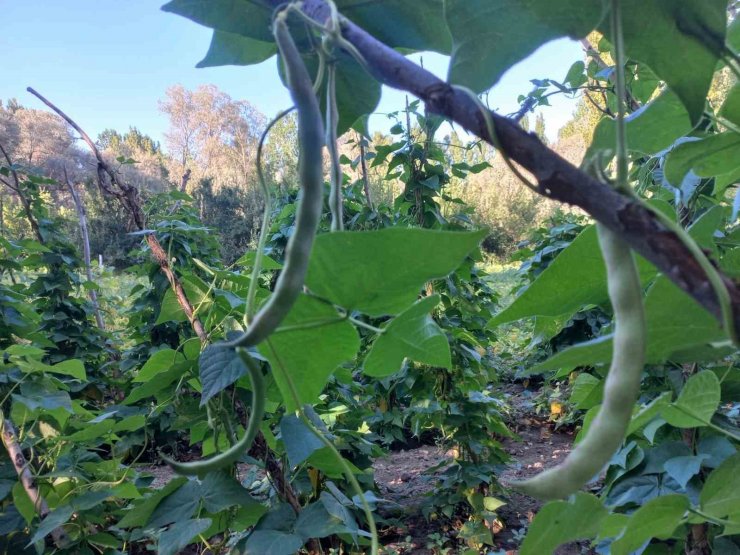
266;0;740;331
1;413;70;548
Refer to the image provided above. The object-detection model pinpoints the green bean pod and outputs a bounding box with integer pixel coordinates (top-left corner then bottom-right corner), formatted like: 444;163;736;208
512;224;646;500
163;348;265;476
226;13;325;348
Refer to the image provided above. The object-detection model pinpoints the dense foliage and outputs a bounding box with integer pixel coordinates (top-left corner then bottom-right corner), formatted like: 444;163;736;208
0;1;738;554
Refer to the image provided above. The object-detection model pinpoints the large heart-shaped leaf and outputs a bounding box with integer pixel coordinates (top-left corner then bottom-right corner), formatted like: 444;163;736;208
600;0;727;124
700;453;740;519
665;132;740;185
307;228;486;317
588;90;693;158
610;495;688;555
197;30;276;68
259;295;359;411
520;493;607;555
446;0;606;92
662;370;721;428
363;294;450;377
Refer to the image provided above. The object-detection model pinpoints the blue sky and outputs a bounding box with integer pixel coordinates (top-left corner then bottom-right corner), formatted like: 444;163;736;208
0;1;584;146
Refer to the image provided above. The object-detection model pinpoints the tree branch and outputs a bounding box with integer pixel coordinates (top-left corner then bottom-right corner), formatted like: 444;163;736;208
269;0;740;331
1;413;70;548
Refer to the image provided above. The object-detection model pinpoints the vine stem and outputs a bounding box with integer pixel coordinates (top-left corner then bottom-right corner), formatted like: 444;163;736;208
245;107;296;323
611;0;629;193
265;338;379;555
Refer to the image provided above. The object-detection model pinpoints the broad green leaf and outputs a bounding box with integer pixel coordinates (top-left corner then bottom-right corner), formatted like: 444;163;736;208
697;436;737;468
118;477;187;528
663;371;721;428
280;414;324;468
259;295;359;411
45;360;86;381
665;133;740;185
664;455;709;489
307;228;486;317
520;492;607;555
700;453;740;519
198;345;248;406
29;505;74;544
340;0;450;54
241;530;303;555
158;518;211;555
720;85;740;127
491;225;655;326
124;365;183;405
136;349;185;382
200;471;262;513
364;294;450;377
197;30;276;68
161;0;274;42
148;480;201;528
601;0;727;123
446;0;606;92
531;276;726;373
12;482;34;525
294;500;349;539
155;288;188;324
588;90;693;157
610;494;689;555
569;372;602;410
164;0;450;53
237;251;282;270
627;392;671;435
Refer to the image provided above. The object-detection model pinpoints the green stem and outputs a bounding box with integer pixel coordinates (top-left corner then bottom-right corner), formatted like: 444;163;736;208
611;0;629;193
245;107;295;324
348;317;385;334
265;338;378;555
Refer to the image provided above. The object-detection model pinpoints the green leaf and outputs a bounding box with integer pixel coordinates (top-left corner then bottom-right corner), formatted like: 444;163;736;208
600;0;727;123
340;0;450;54
161;0;274;42
158;518;211;555
588;90;693;157
118;477;187;528
29;505;74;544
136;349;185;382
610;494;689;555
720;85;740;127
155;288;188;324
148;480;201;528
200;471;262;513
124;365;184;405
446;0;606;92
491;225;655;327
198;345;248;406
259;295;359;411
569;373;603;410
664;455;709;489
12;482;34;525
364;294;450;377
665;132;740;184
532;276;726;373
701;453;740;519
663;371;721;428
307;228;486;317
520;493;607;555
197;30;276;68
237;251;282;270
44;360;86;381
280;414;324;468
242;530;303;555
294;500;349;539
627;392;672;435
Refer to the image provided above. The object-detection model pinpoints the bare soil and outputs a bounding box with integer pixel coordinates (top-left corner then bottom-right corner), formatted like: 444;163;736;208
139;383;589;554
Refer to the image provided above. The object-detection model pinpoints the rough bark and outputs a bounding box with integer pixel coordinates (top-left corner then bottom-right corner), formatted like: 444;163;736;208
1;413;70;548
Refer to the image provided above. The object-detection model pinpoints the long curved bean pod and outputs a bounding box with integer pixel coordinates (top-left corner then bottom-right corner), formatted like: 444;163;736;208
512;224;646;500
163;348;265;476
226;12;325;348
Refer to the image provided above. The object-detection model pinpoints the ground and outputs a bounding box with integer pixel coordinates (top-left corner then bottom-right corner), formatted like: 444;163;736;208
141;382;587;554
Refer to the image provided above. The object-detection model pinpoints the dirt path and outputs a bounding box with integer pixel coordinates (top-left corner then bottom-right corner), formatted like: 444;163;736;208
139;384;585;554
